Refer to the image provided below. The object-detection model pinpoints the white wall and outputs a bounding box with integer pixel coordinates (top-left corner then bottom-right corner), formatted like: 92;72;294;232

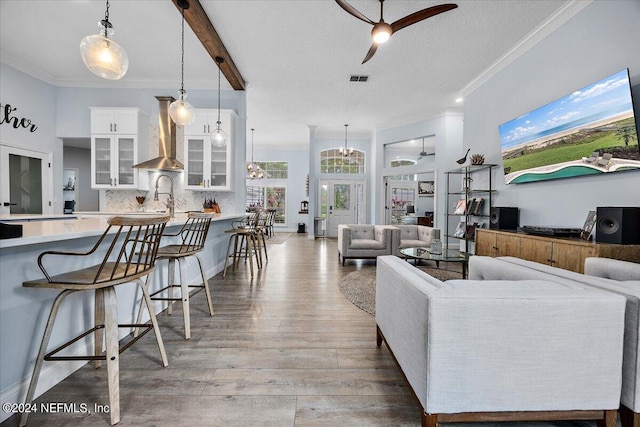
463;0;640;227
1;63;63;213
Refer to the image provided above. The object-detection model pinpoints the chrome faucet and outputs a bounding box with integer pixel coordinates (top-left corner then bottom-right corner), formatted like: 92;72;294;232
153;174;175;217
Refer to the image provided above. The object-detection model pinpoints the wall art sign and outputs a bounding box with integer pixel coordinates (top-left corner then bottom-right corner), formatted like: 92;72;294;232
0;103;38;133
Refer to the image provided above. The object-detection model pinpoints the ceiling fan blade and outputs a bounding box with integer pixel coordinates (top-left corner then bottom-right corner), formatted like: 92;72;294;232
335;0;375;25
362;44;378;64
391;3;458;34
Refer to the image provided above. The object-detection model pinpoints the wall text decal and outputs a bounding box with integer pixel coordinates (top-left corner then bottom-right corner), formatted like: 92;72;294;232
0;103;38;133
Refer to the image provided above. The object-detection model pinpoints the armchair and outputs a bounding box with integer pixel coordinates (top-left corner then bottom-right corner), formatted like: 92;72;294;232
392;225;440;256
337;224;396;266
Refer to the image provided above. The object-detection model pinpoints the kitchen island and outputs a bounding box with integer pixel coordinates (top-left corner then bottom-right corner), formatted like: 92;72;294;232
0;212;244;421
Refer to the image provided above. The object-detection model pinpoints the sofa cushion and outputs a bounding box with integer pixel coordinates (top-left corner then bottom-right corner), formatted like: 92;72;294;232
350;239;386;250
348;225;375;239
399;239;427;249
585;257;640;281
398;225;419;240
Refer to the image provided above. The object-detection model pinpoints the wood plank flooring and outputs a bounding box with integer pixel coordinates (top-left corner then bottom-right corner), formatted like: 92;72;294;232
2;235;602;426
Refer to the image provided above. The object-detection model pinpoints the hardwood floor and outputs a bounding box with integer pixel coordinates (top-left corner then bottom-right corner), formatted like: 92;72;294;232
2;235;601;426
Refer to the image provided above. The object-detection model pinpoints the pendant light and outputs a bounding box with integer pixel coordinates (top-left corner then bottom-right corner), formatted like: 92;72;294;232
211;56;228;147
168;0;196;127
79;0;129;80
339;124;354;157
247;128;264;180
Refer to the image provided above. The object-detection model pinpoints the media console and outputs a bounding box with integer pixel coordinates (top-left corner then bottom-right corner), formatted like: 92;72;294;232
476;228;640;274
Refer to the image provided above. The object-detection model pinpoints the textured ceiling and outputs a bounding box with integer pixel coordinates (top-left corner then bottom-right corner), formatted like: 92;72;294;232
0;0;570;147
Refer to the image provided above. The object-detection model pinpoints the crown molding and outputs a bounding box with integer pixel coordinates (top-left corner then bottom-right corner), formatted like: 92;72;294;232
1;52;57;86
459;0;592;98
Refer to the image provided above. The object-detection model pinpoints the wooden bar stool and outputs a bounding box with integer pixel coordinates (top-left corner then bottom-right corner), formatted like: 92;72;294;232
142;212;214;340
20;215;170;427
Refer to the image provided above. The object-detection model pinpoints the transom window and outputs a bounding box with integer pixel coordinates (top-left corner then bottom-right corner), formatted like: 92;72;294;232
320;149;365;174
251;161;288;179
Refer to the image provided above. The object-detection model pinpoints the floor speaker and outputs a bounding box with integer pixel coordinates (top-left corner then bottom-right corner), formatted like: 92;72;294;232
489;207;519;230
596;207;640;244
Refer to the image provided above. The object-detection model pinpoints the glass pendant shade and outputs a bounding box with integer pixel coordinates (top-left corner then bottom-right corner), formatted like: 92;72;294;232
80;24;128;80
169;92;196;126
211;126;227;147
372;22;392;44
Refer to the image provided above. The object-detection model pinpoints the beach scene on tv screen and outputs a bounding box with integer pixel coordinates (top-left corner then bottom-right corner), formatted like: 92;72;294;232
499;69;640;184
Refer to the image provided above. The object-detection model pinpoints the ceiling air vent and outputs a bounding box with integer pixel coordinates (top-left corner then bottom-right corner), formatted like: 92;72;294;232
349;75;369;82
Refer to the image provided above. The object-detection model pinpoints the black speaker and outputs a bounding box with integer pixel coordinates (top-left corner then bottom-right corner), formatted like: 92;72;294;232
490;207;519;230
596;207;640;244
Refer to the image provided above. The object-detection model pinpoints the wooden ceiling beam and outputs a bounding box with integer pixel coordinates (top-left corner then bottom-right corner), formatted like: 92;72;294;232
172;0;246;91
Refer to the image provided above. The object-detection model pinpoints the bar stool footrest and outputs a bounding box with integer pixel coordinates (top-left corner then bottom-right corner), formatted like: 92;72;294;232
43;323;154;361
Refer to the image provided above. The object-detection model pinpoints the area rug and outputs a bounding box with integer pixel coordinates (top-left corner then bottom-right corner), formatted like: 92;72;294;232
338;266;463;315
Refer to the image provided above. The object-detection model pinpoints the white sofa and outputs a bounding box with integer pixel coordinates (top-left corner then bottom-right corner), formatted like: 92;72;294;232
376;255;625;427
472;255;640;427
391;225;440;256
337;224;396;265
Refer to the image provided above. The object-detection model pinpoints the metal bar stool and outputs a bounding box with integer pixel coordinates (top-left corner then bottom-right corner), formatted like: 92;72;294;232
141;212;214;340
223;211;262;277
20;215;170;427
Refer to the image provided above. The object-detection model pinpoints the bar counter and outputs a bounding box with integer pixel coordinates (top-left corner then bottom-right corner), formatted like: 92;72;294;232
0;212;244;421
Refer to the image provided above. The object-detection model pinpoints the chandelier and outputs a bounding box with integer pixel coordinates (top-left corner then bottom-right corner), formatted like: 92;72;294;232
339;124;354;157
247;128;264;179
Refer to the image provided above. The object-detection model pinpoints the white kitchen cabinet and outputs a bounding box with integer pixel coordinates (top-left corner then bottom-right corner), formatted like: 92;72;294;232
90;108;140;134
90;108;148;189
184;109;236;191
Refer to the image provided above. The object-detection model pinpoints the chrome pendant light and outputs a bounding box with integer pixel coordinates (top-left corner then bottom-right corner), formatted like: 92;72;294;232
339;124;354;157
247;128;264;180
168;0;196;127
211;56;228;147
79;0;129;80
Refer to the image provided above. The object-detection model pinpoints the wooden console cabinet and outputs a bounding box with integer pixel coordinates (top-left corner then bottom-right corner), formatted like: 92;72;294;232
476;229;640;273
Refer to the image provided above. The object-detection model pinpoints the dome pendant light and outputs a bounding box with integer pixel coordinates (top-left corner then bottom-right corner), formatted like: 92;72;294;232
79;0;129;80
339;124;354;157
168;0;196;127
211;56;228;147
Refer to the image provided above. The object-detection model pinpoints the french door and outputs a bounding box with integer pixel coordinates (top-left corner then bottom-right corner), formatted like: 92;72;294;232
0;144;52;215
320;179;365;238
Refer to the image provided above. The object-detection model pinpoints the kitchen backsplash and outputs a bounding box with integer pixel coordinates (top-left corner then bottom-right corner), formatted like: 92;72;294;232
102;185;236;214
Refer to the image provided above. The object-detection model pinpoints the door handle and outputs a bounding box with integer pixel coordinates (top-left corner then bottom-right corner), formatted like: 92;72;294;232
3;202;17;206
114;123;117;132
110;123;113;132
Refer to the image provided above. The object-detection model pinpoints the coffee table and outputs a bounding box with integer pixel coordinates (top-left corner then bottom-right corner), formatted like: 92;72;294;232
399;247;470;279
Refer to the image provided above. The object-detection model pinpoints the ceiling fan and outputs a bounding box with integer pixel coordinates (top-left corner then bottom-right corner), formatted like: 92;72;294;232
335;0;458;64
417;137;435;160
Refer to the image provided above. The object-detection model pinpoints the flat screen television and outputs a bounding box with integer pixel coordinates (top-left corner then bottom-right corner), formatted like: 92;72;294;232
499;69;640;184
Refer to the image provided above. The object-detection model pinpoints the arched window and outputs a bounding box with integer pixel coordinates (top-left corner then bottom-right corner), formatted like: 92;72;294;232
320;149;365;174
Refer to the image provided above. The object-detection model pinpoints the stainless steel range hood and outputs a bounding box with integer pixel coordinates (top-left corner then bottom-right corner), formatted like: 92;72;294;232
132;96;184;171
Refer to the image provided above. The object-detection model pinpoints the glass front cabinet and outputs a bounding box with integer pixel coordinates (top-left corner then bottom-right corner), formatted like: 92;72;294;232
184;109;235;191
90;107;148;189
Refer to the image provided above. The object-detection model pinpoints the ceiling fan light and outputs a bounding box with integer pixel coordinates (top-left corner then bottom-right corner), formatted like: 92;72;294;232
168;95;196;126
372;22;392;44
80;25;128;80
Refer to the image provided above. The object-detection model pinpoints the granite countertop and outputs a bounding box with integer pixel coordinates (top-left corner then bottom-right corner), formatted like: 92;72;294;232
0;212;244;249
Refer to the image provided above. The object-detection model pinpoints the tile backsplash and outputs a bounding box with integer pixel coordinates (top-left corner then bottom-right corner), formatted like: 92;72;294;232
102;172;236;214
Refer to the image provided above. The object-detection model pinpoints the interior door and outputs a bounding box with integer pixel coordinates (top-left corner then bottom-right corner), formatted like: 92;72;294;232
0;145;52;215
326;180;355;238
